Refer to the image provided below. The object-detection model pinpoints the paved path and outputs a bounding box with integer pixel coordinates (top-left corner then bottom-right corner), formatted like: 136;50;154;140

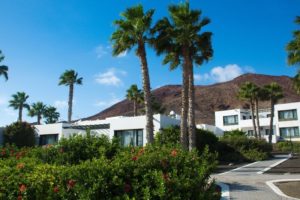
213;155;300;200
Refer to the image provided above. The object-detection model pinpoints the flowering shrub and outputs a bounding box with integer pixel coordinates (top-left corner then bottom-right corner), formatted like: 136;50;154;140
0;135;219;199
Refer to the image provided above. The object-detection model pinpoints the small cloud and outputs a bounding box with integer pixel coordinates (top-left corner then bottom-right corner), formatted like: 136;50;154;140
4;108;16;117
116;50;127;58
54;100;68;109
95;68;127;86
95;45;110;59
194;64;255;83
0;96;8;106
94;94;121;108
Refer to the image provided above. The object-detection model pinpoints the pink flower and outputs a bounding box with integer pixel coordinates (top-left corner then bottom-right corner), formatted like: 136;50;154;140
132;156;138;161
67;179;76;189
53;186;59;193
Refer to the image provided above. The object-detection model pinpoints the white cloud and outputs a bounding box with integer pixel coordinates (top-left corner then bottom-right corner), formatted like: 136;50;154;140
54;100;68;109
95;68;127;86
116;50;127;58
95;45;110;59
4;108;16;117
194;64;255;83
0;96;7;106
94;94;121;108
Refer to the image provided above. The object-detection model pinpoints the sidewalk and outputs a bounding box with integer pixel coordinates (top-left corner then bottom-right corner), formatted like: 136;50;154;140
213;155;300;200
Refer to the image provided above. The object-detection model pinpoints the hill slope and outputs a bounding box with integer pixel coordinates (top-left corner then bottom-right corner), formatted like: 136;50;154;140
84;73;300;125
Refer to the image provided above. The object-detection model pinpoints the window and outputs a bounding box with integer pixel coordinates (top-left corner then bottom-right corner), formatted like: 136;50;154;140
247;130;254;137
278;109;298;121
223;115;238;126
279;127;300;138
115;129;143;147
39;134;58;145
265;129;274;135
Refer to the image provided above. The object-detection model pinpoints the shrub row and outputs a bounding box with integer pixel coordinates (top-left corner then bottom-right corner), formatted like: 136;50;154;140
0;134;220;199
274;141;300;153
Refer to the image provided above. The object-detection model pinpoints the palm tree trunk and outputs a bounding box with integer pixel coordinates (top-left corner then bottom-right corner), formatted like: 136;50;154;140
37;114;41;125
269;99;275;144
133;100;137;116
255;98;261;139
250;101;258;138
180;47;189;149
68;84;74;123
188;62;195;151
18;105;22;122
137;41;154;144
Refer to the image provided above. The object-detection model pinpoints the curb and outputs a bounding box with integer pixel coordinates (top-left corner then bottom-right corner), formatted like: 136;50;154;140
266;179;300;200
217;182;230;200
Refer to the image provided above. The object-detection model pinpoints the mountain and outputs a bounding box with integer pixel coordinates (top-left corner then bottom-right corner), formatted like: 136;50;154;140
84;73;300;125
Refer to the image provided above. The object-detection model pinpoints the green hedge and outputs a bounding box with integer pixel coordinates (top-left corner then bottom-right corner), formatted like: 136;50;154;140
274;141;300;153
0;135;220;199
3;122;36;147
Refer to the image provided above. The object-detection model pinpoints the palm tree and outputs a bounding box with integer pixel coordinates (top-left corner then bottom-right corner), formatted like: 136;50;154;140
44;106;60;124
111;5;155;143
293;70;300;94
0;50;8;81
151;2;213;150
28;102;47;125
58;70;82;123
254;86;263;139
238;82;259;138
262;82;283;143
9;92;30;122
286;16;300;66
126;84;143;116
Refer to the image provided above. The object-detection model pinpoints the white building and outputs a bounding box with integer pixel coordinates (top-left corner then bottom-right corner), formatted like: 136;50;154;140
215;102;300;143
34;114;180;146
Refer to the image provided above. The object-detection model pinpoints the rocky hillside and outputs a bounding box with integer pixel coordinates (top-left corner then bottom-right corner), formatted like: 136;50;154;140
84;73;300;125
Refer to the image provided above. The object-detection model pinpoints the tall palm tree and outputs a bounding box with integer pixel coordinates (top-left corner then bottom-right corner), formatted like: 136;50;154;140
254;86;263;139
58;70;82;123
151;2;213;150
126;84;143;116
28;102;47;125
44;106;60;124
9;92;30;122
238;82;259;138
286;16;300;66
262;82;283;143
111;5;155;143
293;70;300;94
0;50;8;81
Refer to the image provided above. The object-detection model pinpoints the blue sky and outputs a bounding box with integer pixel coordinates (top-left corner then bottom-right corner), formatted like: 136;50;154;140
0;0;299;126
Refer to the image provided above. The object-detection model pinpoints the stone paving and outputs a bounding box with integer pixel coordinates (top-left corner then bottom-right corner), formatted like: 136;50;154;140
213;155;300;200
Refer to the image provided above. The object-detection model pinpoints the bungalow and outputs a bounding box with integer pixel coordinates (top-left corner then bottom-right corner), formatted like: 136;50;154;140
34;114;180;146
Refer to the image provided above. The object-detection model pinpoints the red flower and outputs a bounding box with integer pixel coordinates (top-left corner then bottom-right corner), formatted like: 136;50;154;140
67;179;76;189
53;186;59;193
171;149;177;157
17;195;22;200
132;156;138;161
124;183;131;193
17;163;25;169
19;184;26;193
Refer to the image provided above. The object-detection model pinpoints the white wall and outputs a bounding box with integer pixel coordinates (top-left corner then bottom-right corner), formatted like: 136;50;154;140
34;114;180;146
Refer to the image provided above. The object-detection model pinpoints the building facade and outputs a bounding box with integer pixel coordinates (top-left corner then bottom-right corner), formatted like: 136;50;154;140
34;114;180;146
215;102;300;143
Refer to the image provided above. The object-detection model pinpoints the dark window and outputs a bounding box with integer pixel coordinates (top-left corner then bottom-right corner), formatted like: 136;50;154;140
223;115;238;126
265;129;274;135
115;129;143;146
267;114;272;118
278;109;298;121
242;116;246;120
39;134;58;145
279;127;300;138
